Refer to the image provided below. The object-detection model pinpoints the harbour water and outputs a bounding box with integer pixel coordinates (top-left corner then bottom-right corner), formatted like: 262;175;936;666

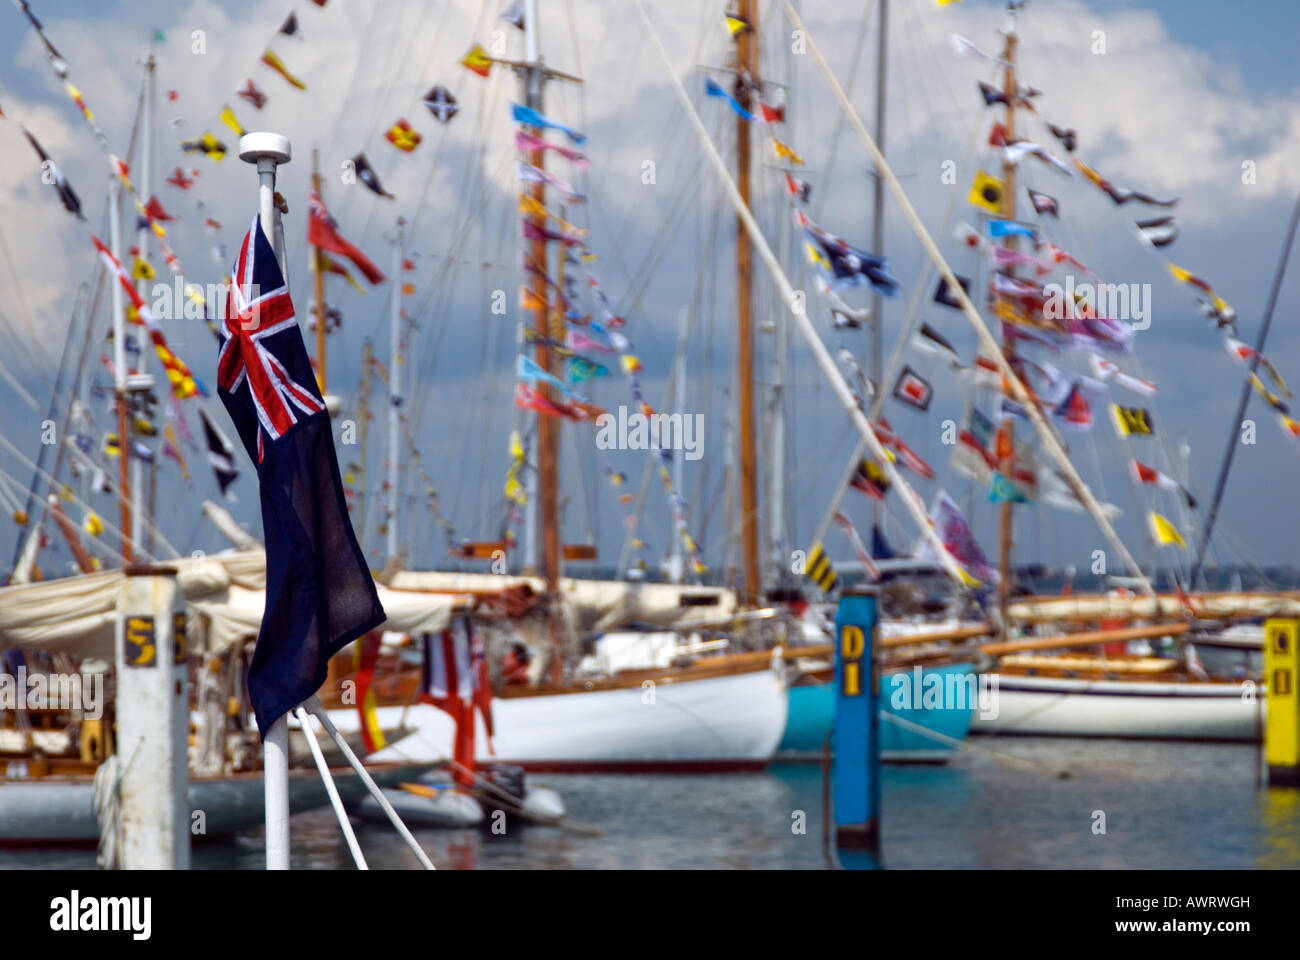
6;738;1298;869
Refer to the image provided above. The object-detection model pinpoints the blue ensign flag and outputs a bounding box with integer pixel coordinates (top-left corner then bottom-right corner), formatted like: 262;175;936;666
217;216;385;736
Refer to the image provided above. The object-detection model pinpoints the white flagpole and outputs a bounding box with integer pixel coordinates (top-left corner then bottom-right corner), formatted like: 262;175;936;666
239;131;293;870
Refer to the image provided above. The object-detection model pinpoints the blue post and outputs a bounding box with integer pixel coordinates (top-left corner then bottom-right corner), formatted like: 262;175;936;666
833;586;880;855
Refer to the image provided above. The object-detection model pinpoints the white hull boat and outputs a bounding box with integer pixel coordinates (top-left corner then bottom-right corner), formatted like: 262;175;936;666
0;763;434;844
329;662;788;772
971;673;1264;742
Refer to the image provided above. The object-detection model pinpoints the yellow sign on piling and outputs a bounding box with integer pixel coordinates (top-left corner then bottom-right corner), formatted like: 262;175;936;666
840;624;865;697
1265;618;1300;780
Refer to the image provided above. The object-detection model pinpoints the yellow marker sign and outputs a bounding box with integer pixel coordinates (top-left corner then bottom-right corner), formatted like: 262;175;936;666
1266;619;1300;777
173;612;187;664
841;624;865;697
125;616;156;667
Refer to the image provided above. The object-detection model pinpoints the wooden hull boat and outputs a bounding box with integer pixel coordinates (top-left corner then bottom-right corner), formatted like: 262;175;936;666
328;654;788;772
0;762;434;845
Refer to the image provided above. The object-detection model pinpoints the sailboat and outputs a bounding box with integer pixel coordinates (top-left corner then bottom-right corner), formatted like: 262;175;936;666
314;0;787;773
775;0;1288;742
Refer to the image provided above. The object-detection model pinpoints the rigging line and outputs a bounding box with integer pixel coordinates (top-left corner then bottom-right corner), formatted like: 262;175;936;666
402;0;499;247
0;466;127;568
0;226;58;393
403;75;501;327
355;0;435;158
0;469;26;515
811;0;875;223
804;110;985;558
611;135;720;337
409;146;513;434
6;283;89;567
325;0;387;163
0;432;155;562
600;83;725;310
606;184;715;573
606;110;717;318
407;166;509;538
1213;516;1279;590
57;433;181;561
347;0;454;243
786;0;1156;592
1020;152;1193;581
1192;187;1300;588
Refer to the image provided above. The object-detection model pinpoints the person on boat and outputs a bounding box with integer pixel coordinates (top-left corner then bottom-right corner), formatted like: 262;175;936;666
503;643;531;686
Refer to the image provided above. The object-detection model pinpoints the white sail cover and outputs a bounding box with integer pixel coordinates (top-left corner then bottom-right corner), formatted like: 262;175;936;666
0;551;458;658
387;569;737;632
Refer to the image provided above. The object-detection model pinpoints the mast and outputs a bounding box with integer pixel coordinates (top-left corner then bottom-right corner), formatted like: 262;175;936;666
996;7;1019;633
772;0;1153;595
108;173;132;562
870;0;888;542
735;0;761;604
130;52;157;557
312;149;329;392
387;218;405;564
669;306;689;584
767;0;796;588
522;0;565;681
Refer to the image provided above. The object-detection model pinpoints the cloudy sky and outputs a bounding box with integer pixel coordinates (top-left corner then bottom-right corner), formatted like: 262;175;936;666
0;0;1297;587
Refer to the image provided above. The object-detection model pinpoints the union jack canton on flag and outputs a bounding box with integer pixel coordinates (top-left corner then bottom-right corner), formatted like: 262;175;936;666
217;215;385;738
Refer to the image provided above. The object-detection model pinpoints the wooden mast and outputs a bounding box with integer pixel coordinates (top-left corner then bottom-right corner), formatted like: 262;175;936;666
522;0;564;682
312;148;328;392
996;13;1019;634
735;0;761;605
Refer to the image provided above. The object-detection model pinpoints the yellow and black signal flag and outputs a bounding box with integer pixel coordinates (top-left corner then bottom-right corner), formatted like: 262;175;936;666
180;131;227;161
805;542;838;594
1110;403;1153;437
967;169;1005;214
131;256;155;281
850;457;892;499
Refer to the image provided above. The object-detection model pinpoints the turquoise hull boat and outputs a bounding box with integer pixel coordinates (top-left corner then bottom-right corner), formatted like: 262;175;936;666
779;661;976;763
